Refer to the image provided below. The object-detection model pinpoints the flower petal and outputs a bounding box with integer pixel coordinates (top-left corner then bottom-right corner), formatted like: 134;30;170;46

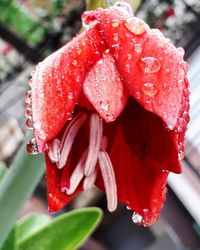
83;53;129;122
108;124;168;226
31;28;106;144
83;7;189;130
45;154;79;212
120;99;181;174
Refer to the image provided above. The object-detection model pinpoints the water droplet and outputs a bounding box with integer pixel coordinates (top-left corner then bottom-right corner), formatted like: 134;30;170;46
26;117;34;129
28;79;32;86
67;112;73;120
132;212;143;226
134;43;142;53
27;138;39;154
77;48;82;55
124;17;146;35
113;33;118;42
141;83;158;97
135;91;141;99
138;57;161;73
112;20;120;28
25;107;32;117
165;68;170;73
99;100;110;112
72;60;77;66
177;79;183;89
125;64;130;73
177;47;185;57
68;92;74;100
25;90;32;104
127;54;132;60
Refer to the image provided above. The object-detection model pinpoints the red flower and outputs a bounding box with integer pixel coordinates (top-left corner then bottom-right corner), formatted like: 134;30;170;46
25;3;189;226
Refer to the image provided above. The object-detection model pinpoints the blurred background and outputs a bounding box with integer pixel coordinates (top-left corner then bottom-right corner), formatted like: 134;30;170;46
0;0;200;249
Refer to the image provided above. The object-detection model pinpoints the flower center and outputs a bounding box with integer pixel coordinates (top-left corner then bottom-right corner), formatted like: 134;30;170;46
48;112;118;212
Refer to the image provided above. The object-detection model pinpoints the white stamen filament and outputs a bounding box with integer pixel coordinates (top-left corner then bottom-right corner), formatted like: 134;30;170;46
98;151;117;212
66;149;88;195
58;112;87;169
84;114;103;176
60;112;85;149
48;138;61;163
83;169;98;191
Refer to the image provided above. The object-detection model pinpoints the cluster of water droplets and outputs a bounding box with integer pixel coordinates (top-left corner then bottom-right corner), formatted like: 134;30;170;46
25;89;39;154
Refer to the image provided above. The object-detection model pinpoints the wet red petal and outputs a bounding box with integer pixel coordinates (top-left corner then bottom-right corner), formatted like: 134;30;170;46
45;154;79;212
83;53;129;122
109;124;168;226
31;29;106;143
83;8;188;130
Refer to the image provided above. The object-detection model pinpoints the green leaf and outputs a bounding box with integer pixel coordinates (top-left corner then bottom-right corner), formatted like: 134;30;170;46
0;228;16;250
17;214;51;243
0;138;45;247
18;208;103;250
0;162;7;181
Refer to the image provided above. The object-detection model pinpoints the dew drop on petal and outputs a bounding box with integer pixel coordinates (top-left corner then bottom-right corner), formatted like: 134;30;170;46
68;92;74;100
113;33;118;42
124;17;146;35
132;212;143;226
71;60;77;66
25;90;32;104
112;20;120;28
99;100;110;112
177;47;185;57
125;64;131;73
134;43;142;53
27;138;39;155
141;83;158;97
25;107;32;117
138;57;161;73
26;117;34;129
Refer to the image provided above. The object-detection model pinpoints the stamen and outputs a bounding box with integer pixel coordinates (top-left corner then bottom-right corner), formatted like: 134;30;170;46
83;169;98;191
84;113;103;176
58;112;87;169
66;149;88;195
98;151;117;212
48;138;61;163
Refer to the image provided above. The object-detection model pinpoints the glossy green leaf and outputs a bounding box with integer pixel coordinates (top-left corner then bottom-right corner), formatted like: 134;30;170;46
0;138;45;247
18;208;103;250
17;214;51;243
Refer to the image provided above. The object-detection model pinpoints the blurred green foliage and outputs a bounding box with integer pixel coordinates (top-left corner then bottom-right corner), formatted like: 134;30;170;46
0;0;46;45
